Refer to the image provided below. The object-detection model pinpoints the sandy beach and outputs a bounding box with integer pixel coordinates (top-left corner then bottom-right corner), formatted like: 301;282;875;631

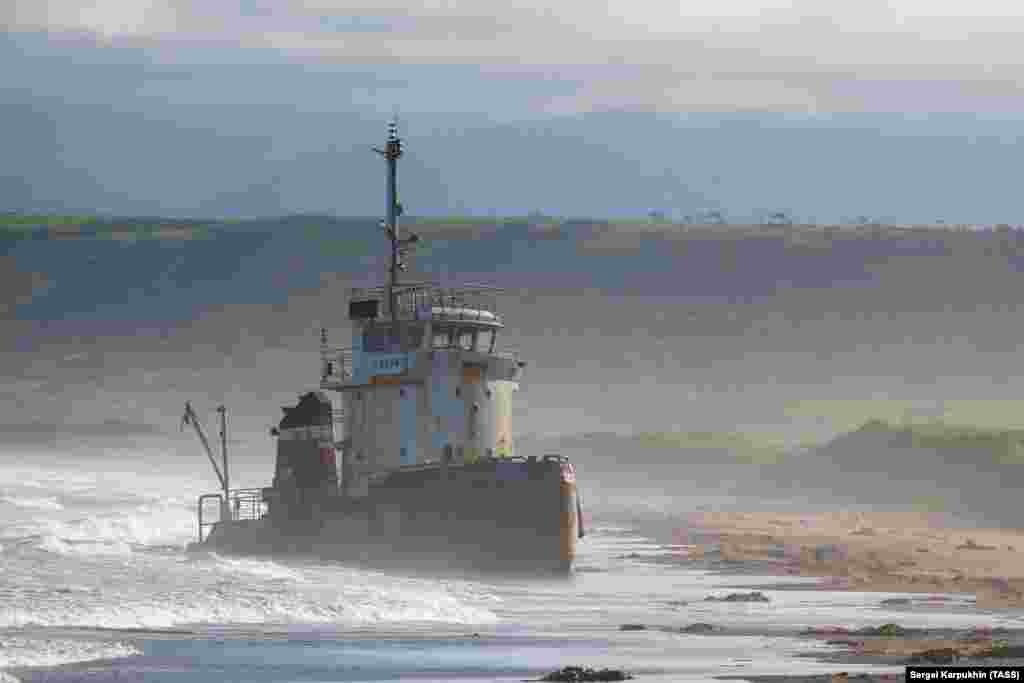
689;510;1024;608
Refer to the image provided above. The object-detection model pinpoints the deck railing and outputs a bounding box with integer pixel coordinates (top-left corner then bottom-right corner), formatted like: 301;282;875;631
350;282;504;321
196;488;268;543
369;453;569;479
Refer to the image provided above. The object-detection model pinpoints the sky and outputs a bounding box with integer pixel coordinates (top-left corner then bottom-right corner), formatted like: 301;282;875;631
3;1;1024;222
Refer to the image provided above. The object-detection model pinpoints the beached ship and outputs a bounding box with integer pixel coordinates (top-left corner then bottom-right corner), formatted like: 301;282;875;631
184;122;584;574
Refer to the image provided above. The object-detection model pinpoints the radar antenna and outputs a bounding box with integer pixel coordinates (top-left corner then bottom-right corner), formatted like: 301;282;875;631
373;120;419;323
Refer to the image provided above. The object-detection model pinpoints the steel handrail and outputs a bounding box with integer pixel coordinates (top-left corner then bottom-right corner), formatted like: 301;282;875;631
195;488;268;542
197;493;223;543
350;283;504;319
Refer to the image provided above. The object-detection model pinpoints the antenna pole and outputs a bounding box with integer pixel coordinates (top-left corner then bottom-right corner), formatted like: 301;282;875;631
181;401;231;522
373;121;420;324
218;405;230;521
374;121;403;323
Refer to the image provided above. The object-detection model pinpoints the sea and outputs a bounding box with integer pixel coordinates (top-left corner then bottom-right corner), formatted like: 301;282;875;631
3;449;1024;683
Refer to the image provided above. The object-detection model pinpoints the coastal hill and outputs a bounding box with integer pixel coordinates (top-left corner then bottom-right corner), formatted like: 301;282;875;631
525;420;1024;529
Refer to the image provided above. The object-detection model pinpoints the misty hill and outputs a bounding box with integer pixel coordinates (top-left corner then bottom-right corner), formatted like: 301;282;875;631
6;213;1024;328
535;421;1024;528
789;420;1024;526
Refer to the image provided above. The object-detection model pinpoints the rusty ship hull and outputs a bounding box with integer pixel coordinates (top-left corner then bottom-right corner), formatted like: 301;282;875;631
194;455;581;575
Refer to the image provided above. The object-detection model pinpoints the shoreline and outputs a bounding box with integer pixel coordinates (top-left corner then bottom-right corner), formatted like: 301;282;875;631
682;510;1024;609
617;508;1024;681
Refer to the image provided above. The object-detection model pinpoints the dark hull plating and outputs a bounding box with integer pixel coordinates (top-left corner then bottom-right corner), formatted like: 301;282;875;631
191;457;581;575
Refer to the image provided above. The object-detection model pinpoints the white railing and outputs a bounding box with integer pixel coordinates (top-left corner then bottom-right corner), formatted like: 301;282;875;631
195;488;267;543
350;282;504;321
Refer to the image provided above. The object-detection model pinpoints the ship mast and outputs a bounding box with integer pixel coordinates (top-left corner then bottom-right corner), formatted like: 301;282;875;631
373;120;418;323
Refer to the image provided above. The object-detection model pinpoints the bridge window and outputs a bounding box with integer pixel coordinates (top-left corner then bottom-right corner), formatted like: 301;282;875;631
431;324;490;351
364;324;423;352
475;329;494;353
432;325;453;348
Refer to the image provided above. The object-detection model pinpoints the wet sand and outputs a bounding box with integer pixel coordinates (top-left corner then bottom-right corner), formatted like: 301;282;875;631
688;510;1024;609
661;509;1024;681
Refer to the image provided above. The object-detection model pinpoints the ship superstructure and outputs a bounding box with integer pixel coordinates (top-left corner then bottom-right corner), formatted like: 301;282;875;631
187;122;583;574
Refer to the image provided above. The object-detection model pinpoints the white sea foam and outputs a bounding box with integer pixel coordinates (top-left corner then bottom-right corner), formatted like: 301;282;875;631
211;554;305;582
0;454;502;632
0;496;64;512
37;535;133;557
10;500;196;552
0;579;500;630
0;636;140;668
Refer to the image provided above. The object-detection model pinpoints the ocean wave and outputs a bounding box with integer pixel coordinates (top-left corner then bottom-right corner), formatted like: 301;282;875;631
37;535;133;557
7;501;196;551
0;582;500;630
210;554;305;582
0;496;64;512
0;636;140;669
0;470;100;496
0;553;501;631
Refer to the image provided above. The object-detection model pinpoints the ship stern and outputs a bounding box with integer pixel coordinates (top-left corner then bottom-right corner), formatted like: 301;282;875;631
559;462;579;572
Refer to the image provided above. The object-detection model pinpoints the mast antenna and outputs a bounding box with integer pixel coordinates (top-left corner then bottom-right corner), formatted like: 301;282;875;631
373;119;419;323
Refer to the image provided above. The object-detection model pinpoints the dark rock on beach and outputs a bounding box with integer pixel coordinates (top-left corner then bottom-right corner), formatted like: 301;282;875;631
677;622;723;634
908;647;960;664
705;591;771;603
855;624;907;637
537;666;635;682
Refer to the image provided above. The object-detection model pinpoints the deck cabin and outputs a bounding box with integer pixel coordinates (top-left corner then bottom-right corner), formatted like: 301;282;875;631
318;282;526;498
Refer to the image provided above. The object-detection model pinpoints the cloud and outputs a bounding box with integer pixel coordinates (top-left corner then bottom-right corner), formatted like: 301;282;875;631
4;0;182;38
5;1;1024;112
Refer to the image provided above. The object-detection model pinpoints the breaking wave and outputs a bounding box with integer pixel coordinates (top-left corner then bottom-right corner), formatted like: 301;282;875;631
0;564;500;630
0;496;64;512
0;453;500;633
210;554;306;582
0;636;140;669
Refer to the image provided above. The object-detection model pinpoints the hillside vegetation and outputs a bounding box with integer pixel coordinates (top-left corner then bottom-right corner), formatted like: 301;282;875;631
853;418;1024;464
